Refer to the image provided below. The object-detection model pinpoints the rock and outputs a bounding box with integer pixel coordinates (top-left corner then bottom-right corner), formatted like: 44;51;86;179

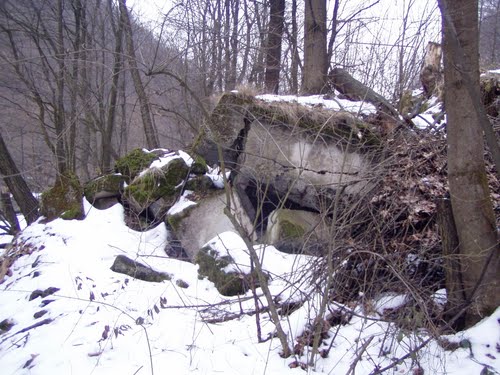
0;318;15;333
195;233;261;296
29;287;60;301
266;209;329;255
190;154;209;175
84;174;126;209
184;175;214;193
164;232;190;260
167;191;254;260
123;158;189;214
110;254;171;283
175;279;189;288
114;148;158;181
40;173;84;222
195;246;246;296
481;71;500;117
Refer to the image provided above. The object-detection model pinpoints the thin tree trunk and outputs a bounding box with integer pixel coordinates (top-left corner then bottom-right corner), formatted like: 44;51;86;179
1;188;21;235
302;0;328;94
326;0;340;65
0;134;39;225
437;198;465;329
229;0;239;90
290;0;299;94
55;0;68;178
264;0;285;93
118;0;159;149
439;0;500;328
102;0;124;172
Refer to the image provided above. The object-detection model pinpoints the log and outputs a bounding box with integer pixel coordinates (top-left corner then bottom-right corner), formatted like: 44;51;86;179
328;68;399;118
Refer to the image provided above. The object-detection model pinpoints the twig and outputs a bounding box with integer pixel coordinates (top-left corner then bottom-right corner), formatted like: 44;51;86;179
348;336;374;375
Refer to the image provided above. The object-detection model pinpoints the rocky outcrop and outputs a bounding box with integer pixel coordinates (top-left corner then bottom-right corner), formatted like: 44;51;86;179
195;92;382;224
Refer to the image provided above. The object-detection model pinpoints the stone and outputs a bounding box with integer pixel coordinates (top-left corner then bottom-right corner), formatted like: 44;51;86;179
114;148;158;181
123;158;189;214
110;255;171;283
40;173;84;222
84;174;126;201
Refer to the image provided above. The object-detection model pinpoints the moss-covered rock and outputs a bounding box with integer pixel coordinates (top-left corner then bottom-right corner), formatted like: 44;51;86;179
114;148;158;181
84;174;126;203
195;246;247;296
184;175;214;194
190;154;209;175
124;158;189;213
40;173;84;222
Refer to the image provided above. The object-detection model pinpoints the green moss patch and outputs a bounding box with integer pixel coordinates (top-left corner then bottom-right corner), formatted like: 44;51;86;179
190;154;208;175
195;247;247;296
40;173;84;222
124;158;189;212
83;174;126;202
115;148;158;181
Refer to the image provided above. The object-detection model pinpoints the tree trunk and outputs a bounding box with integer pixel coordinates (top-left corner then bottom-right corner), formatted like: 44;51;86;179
264;0;285;94
118;0;159;150
436;198;465;329
326;0;340;64
1;188;21;235
439;0;500;328
302;0;327;94
102;0;124;172
290;0;299;94
0;133;39;225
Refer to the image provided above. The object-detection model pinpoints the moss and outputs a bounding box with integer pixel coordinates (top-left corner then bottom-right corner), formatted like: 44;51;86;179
191;154;208;175
398;90;414;114
124;158;189;210
184;175;214;194
249;100;381;147
195;247;247;296
419;101;429;114
166;213;183;232
114;148;157;181
280;220;306;239
83;174;126;202
206;92;254;145
40;172;84;222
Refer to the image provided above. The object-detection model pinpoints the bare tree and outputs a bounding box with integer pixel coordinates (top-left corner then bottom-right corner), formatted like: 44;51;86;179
0;133;39;224
264;0;285;93
438;0;500;328
118;0;159;150
479;0;500;66
302;0;327;94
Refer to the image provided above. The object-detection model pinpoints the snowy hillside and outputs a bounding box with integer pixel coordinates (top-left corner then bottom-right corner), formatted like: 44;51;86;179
1;199;499;374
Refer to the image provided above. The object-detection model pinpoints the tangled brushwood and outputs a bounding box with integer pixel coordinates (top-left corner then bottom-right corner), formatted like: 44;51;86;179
306;127;499;332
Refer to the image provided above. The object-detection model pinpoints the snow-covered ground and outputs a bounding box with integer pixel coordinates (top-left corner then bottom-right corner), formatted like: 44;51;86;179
1;199;499;375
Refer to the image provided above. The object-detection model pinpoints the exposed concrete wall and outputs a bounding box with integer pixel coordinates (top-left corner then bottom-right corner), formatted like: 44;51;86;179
237;119;373;212
172;191;255;260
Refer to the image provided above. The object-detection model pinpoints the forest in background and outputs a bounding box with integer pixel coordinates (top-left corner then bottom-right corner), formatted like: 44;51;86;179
0;0;497;192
